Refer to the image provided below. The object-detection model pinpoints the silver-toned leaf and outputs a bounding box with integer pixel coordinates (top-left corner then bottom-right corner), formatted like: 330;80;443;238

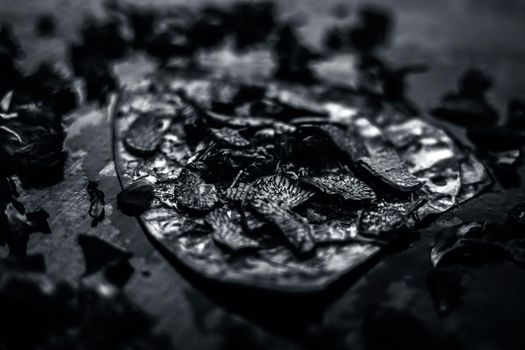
246;175;314;208
250;198;315;254
206;208;259;251
301;172;376;202
359;148;422;192
174;169;219;212
124;113;171;157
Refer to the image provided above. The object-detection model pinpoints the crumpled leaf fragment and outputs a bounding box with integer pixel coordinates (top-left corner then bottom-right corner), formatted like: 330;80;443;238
174;168;218;212
430;68;498;126
206;207;259;251
250;197;314;254
1;104;67;188
317;124;367;161
358;200;423;238
246;175;314;208
78;234;134;287
87;180;105;226
301;171;376;202
431;222;525;268
1;201;50;256
117;180;155;216
124;113;171;157
202;145;274;181
359;148;421;192
14;63;78;115
317;122;421;192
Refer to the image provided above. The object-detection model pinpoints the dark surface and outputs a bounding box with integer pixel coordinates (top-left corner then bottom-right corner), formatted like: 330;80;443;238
1;1;525;349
